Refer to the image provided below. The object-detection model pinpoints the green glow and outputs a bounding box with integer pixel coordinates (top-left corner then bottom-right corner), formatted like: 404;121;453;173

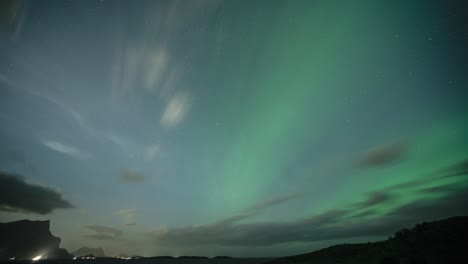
195;1;468;222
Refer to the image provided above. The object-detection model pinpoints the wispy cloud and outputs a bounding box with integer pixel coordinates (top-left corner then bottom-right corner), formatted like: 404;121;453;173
160;91;192;128
42;140;91;159
115;208;138;215
109;0;221;106
442;159;468;177
1;73;93;137
353;191;393;209
83;225;123;240
144;47;170;91
212;192;301;225
2;72;135;154
358;141;406;168
115;209;138;225
84;234;118;240
148;210;350;247
149;188;468;247
119;170;146;183
144;144;160;162
148;160;468;247
247;192;301;212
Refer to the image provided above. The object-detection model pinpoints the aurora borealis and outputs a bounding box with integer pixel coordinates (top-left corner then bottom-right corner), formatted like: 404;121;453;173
1;0;467;257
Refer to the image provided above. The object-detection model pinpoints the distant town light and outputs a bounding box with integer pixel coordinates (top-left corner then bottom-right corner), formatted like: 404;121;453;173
32;255;42;261
9;257;15;260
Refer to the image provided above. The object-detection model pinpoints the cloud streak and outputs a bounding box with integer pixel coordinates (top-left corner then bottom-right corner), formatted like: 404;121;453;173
353;192;393;209
160;91;192;128
84;234;118;240
0;171;74;214
144;144;160;162
83;225;123;240
43;140;91;159
149;210;351;246
358;141;406;168
247;192;301;212
119;171;146;183
443;159;468;178
149;190;467;246
115;209;138;225
149;160;468;247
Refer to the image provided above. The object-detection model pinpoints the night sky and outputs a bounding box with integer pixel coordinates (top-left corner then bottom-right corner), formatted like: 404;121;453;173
1;0;468;258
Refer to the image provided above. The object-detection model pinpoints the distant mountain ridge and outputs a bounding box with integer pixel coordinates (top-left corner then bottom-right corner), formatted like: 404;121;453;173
72;247;105;257
0;220;71;260
268;216;468;264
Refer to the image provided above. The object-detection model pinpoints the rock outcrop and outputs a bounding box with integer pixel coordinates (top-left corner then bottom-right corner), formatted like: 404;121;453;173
0;220;71;260
72;247;105;258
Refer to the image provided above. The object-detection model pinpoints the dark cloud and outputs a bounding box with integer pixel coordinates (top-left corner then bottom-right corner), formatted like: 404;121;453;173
385;159;468;192
84;234;117;240
119;170;146;183
353;192;393;209
149;178;468;247
385;177;429;191
358;141;406;168
0;170;74;214
299;210;347;226
149;210;349;246
389;187;468;221
149;200;442;247
214;213;255;226
443;159;468;177
83;225;123;236
419;184;455;193
349;209;376;218
210;193;301;226
247;192;301;211
83;225;123;240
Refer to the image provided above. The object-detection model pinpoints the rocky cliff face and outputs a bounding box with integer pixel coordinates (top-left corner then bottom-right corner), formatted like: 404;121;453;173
0;220;71;260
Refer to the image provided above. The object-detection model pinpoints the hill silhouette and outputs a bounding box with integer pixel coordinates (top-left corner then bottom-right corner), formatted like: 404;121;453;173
268;216;468;264
72;247;105;258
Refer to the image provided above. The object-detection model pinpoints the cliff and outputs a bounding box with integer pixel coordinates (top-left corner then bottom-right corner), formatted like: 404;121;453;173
0;220;71;260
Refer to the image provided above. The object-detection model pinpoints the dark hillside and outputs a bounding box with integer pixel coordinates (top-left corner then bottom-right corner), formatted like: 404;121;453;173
268;216;468;264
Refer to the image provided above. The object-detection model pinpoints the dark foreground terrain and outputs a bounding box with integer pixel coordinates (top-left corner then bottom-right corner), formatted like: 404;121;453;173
2;259;272;264
269;216;468;264
2;217;468;264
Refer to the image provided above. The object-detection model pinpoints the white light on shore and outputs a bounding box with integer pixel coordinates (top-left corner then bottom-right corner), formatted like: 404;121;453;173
32;255;42;261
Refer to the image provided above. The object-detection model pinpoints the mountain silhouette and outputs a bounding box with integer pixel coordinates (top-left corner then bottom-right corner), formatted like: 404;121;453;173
72;247;105;258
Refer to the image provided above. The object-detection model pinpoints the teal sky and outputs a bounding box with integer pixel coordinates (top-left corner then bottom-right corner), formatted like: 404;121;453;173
1;0;467;257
